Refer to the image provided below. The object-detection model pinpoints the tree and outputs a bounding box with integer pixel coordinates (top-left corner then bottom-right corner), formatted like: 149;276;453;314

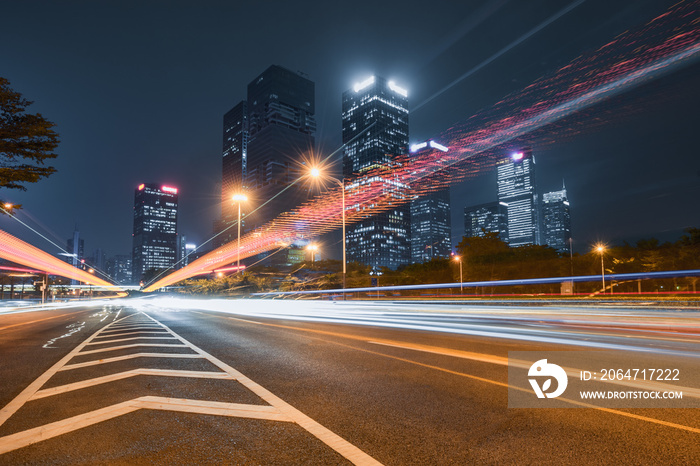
0;77;59;209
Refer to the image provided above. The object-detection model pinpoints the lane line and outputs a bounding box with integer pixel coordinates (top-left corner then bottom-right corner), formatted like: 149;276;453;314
0;312;136;427
144;313;383;465
92;330;169;338
85;336;176;345
217;314;700;434
77;343;187;355
0;310;383;464
59;353;204;370
133;396;291;422
100;327;165;334
312;337;700;435
31;369;234;400
370;341;700;399
0;401;138;455
0;397;290;455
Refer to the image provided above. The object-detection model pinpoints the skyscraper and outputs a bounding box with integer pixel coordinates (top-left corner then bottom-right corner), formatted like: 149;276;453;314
106;255;132;285
222;102;248;217
342;75;411;269
66;229;84;286
131;183;178;284
215;66;315;253
541;184;572;254
410;140;452;263
497;148;539;247
464;201;509;239
245;65;316;230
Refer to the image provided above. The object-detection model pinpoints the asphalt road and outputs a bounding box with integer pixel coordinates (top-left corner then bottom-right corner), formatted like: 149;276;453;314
0;298;698;464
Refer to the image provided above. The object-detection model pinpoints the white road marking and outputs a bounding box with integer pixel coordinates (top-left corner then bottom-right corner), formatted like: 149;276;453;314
0;397;291;455
0;314;134;427
85;336;176;345
133;396;291;422
99;326;164;334
143;313;382;465
59;352;204;370
31;369;234;400
92;330;168;338
77;343;186;355
0;312;383;465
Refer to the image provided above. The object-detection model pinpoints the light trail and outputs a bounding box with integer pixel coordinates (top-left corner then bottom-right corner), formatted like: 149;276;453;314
0;205;118;285
0;228;115;287
128;297;700;358
412;0;586;112
145;1;700;292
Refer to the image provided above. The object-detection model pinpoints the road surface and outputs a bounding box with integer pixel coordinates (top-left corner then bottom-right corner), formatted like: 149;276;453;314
0;298;698;464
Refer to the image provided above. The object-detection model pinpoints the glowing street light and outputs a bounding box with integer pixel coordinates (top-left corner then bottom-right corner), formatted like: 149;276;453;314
309;167;346;295
453;255;463;294
595;244;606;294
306;243;319;264
232;193;248;274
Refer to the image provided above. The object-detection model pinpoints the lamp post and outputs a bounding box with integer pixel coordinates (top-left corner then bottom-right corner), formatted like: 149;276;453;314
453;255;463;294
309;167;347;296
232;194;248;274
307;244;318;264
88;268;94;299
596;245;605;294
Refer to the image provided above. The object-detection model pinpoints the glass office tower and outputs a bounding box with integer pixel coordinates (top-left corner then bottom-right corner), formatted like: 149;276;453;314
342;75;411;269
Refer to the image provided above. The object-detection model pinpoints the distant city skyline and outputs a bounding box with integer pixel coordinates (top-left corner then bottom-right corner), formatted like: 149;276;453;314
0;0;697;263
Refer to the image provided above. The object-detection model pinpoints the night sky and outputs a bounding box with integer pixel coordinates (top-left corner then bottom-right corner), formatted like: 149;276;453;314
1;0;698;260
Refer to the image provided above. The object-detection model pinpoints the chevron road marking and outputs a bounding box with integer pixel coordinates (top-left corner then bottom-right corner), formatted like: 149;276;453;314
0;312;382;465
59;352;205;371
92;330;168;338
30;369;234;400
85;336;176;345
77;343;188;355
0;397;291;455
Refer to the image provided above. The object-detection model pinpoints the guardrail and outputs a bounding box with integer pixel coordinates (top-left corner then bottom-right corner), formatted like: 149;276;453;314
252;269;700;297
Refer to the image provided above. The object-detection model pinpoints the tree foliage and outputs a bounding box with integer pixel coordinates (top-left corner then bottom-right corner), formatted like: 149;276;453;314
173;228;700;295
0;77;59;195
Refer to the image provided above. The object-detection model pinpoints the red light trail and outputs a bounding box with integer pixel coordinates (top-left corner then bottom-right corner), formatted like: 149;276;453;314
139;1;699;291
0;229;115;287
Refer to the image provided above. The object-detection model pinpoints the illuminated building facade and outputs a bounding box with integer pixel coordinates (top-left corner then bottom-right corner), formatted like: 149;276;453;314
131;183;178;284
342;75;411;269
410;140;451;263
464;201;509;239
497;148;540;247
541;184;571;254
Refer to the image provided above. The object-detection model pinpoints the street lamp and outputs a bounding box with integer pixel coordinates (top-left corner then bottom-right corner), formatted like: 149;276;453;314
306;244;319;264
88;268;94;298
453;255;463;294
595;244;605;294
232;194;248;274
309;167;346;295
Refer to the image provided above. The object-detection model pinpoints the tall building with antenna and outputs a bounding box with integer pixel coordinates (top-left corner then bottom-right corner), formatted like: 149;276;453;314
342;75;411;269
